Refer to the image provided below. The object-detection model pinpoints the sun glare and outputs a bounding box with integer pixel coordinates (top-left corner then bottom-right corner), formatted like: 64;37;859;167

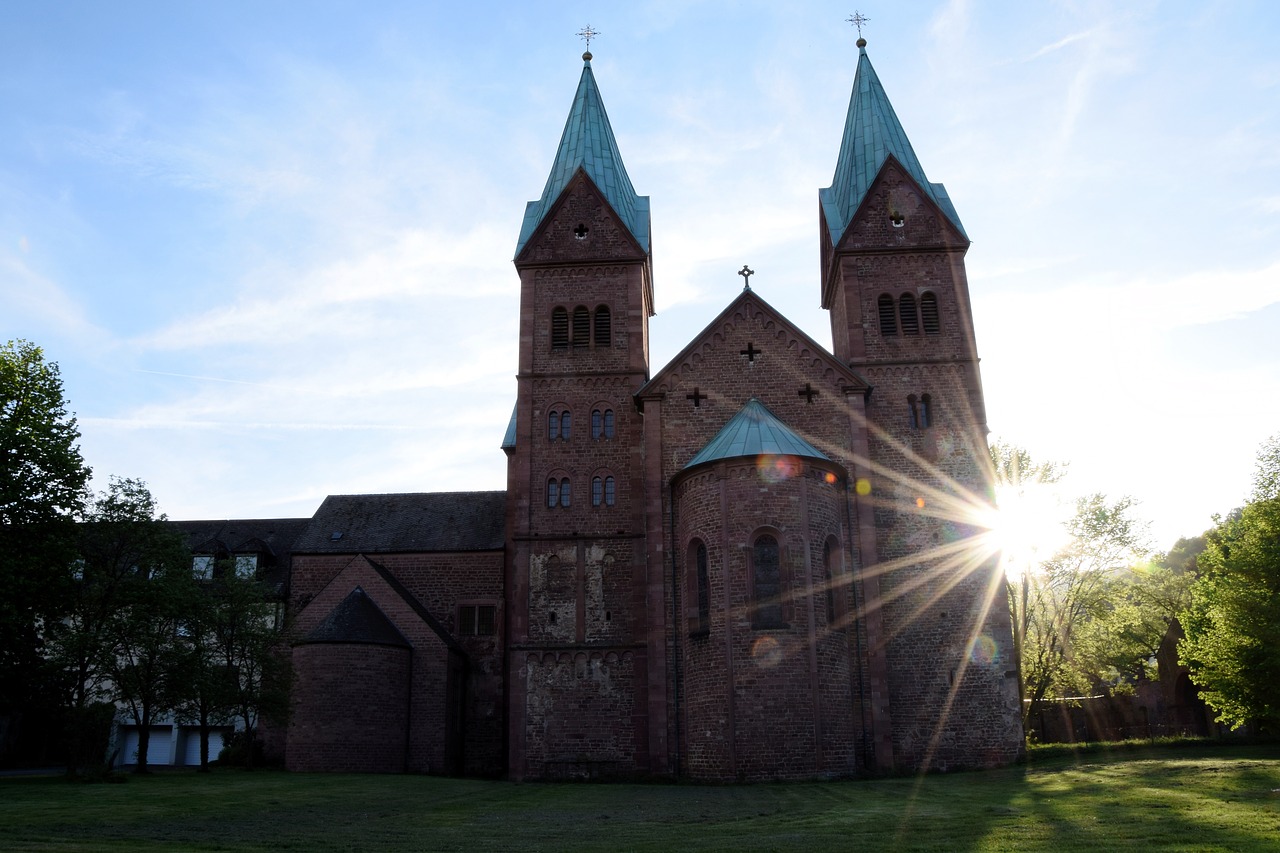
989;482;1070;580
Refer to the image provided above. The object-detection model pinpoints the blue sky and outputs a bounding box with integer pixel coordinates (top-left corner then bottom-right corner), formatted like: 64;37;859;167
3;1;1278;550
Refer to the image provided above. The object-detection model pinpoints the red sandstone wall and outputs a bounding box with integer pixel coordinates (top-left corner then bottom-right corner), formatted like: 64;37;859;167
288;643;410;773
290;551;505;776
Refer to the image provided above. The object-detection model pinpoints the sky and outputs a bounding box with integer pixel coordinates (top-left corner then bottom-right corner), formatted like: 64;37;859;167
3;0;1278;551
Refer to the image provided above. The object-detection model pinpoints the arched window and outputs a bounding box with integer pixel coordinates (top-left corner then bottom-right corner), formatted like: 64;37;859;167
546;479;559;508
899;292;919;336
878;294;897;337
572;306;590;348
823;538;838;626
752;534;784;629
909;395;932;429
591;475;617;506
548;411;561;441
560;410;571;440
591;408;615;440
594;306;611;348
559;478;571;507
920;292;940;335
551;307;569;349
692;541;710;636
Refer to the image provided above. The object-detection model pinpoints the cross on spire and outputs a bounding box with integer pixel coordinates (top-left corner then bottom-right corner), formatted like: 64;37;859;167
577;25;600;55
739;264;754;290
847;11;869;38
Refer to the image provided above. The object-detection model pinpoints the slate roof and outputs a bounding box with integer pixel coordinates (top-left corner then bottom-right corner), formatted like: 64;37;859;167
684;398;830;469
299;587;410;647
515;55;650;257
819;42;966;245
167;517;311;592
294;491;506;554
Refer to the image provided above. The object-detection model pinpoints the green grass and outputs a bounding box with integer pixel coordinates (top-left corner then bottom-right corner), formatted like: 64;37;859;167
2;743;1278;851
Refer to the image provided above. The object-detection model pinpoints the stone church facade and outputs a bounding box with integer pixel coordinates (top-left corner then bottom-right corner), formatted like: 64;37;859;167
269;40;1023;781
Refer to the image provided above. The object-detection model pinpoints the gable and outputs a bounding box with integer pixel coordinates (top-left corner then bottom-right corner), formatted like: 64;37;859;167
638;290;868;476
515;169;649;267
835;157;969;254
640;289;868;403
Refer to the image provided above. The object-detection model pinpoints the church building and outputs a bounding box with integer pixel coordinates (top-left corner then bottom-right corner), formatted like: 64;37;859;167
278;36;1024;781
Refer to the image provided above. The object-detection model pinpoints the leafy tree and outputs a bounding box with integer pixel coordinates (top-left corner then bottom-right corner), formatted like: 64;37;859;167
1016;494;1149;729
1180;436;1280;731
44;478;187;774
0;340;90;724
202;558;290;767
1068;562;1191;692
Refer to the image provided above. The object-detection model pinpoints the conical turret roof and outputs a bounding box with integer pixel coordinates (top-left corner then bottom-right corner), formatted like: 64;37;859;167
684;399;830;470
819;41;966;245
515;54;650;257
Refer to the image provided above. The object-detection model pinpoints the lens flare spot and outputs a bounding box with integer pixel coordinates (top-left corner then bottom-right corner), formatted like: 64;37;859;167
751;636;782;667
916;497;926;509
757;455;800;484
823;471;837;485
855;478;871;496
968;634;998;666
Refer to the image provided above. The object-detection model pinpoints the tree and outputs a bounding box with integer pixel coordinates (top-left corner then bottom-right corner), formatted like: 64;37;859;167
1022;494;1148;723
0;340;91;762
204;558;290;763
44;478;188;774
1180;436;1280;731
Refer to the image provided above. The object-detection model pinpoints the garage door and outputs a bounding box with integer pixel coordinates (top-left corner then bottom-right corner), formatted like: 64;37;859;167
183;729;228;766
121;726;173;765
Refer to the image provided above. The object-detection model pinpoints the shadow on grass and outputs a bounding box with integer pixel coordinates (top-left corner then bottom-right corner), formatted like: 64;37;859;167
0;742;1277;852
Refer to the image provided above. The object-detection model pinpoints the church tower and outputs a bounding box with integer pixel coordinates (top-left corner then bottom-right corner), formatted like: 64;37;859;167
818;36;1024;771
504;50;660;780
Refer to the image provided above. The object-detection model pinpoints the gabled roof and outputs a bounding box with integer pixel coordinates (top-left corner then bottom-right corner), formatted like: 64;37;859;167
515;55;650;257
300;587;410;647
819;41;966;245
638;286;869;401
684;398;830;470
294;491;506;554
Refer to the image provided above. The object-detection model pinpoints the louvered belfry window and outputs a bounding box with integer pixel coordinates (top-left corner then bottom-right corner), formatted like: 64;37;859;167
899;293;919;336
573;306;590;348
551;308;569;349
594;306;611;348
921;292;940;335
878;294;897;336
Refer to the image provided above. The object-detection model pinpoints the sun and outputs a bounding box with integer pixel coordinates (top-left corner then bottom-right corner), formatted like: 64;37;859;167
988;481;1071;580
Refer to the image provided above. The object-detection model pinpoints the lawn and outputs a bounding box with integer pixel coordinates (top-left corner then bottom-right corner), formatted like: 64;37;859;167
2;742;1278;852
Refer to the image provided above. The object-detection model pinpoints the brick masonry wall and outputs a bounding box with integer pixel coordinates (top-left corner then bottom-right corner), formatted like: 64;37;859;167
288;643;410;773
521;649;638;779
822;161;1024;771
673;454;859;780
509;175;655;780
290;550;505;776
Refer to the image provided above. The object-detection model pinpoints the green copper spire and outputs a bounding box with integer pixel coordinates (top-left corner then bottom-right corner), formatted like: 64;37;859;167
684;399;830;470
819;41;966;245
515;54;650;257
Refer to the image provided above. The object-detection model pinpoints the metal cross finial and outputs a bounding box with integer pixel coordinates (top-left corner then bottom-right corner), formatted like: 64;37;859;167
847;11;870;38
739;264;754;290
577;25;600;52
